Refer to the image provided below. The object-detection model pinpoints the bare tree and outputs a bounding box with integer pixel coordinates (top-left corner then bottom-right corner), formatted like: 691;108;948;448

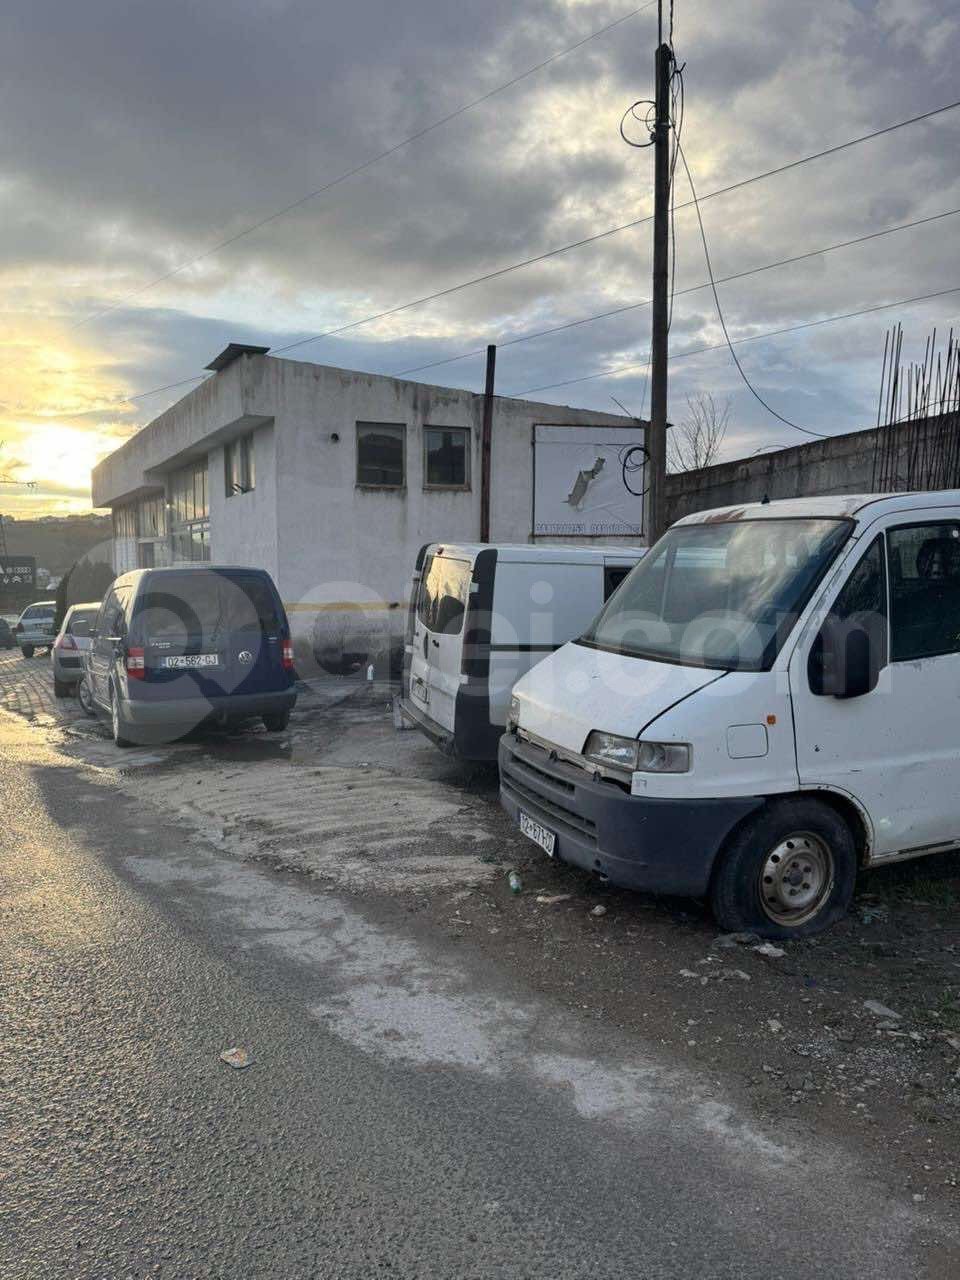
667;393;731;472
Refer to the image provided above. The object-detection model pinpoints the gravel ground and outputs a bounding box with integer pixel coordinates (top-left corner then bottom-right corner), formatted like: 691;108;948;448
2;647;959;1215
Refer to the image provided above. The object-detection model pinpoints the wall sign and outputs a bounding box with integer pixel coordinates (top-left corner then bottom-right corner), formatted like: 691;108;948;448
533;425;646;539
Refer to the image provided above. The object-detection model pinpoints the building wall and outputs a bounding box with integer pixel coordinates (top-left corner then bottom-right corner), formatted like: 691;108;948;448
208;422;278;579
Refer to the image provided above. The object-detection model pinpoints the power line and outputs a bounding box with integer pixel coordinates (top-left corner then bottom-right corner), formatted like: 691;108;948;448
115;99;960;406
508;283;960;397
118;205;960;408
268;96;960;358
69;2;657;332
391;205;960;377
676;131;827;438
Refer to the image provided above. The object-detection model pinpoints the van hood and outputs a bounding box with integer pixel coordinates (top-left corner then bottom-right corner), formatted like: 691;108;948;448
513;641;725;754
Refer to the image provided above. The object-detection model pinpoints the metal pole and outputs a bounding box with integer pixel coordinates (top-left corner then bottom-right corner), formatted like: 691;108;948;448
480;344;497;542
648;37;673;544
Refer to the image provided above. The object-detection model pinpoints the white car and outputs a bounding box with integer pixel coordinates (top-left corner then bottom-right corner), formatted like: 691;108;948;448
52;602;100;697
14;600;56;658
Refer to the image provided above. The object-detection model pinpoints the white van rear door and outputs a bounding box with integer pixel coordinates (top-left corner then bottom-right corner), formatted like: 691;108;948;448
410;552;472;733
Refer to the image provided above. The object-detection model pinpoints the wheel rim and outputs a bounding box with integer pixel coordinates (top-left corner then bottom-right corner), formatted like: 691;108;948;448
758;831;835;927
79;680;92;713
111;690;120;740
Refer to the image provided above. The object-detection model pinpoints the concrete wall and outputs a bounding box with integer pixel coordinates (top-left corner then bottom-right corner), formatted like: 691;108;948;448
665;423;883;524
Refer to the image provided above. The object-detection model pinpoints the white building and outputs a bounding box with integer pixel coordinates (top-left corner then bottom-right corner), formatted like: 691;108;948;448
92;346;646;670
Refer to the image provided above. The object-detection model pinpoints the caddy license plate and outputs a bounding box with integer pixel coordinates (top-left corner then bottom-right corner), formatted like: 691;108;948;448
162;654;219;669
519;811;556;857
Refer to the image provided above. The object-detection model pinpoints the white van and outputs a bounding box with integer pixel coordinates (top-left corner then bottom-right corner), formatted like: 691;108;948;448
401;542;645;762
501;493;960;937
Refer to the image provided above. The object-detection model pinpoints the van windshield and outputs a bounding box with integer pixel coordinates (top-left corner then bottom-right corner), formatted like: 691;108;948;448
135;571;281;643
580;517;851;670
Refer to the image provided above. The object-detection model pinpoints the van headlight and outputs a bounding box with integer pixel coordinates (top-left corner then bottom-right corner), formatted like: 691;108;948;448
508;695;521;732
584;732;691;773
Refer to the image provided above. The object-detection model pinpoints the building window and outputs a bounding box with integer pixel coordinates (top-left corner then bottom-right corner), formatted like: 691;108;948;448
225;433;256;496
113;505;137;539
424;427;470;489
357;422;405;487
137;494;166;538
169;459;210;562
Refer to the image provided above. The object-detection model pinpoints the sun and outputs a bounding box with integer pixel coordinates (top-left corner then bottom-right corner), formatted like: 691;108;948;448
0;318;136;514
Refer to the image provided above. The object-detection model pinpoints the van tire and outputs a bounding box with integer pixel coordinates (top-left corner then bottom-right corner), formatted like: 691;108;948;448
709;798;856;939
21;645;34;659
110;685;134;748
263;710;290;732
53;678;71;698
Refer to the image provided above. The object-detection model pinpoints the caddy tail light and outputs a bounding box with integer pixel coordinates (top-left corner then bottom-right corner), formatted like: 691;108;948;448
126;646;146;679
13;622;22;634
56;633;77;651
282;642;295;671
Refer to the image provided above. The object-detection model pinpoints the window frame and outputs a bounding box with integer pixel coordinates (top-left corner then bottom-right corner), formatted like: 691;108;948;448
356;422;406;490
886;519;960;663
225;433;256;497
423;425;471;491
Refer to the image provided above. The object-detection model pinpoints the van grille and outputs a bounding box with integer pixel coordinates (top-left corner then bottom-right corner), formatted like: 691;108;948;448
502;748;598;844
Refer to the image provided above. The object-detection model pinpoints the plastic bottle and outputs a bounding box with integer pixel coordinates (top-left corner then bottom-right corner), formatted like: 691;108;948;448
507;871;522;894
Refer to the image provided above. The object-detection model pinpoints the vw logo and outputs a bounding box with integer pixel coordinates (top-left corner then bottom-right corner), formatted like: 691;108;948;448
237;650;253;664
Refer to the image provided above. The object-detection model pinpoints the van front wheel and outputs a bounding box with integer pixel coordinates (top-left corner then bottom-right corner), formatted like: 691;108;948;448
709;799;856;939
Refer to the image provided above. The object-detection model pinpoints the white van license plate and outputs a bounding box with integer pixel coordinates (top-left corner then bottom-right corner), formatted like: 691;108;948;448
162;654;219;669
519;811;556;857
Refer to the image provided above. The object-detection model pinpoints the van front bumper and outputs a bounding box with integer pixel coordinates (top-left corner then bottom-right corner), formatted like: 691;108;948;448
499;733;761;898
122;688;297;726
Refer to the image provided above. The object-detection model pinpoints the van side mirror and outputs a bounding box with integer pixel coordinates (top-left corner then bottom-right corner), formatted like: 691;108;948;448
809;622;880;699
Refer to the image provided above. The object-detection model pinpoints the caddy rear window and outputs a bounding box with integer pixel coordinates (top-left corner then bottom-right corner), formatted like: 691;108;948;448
135;572;281;643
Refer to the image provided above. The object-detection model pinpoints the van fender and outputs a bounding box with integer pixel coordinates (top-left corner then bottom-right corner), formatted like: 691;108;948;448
791;783;875;865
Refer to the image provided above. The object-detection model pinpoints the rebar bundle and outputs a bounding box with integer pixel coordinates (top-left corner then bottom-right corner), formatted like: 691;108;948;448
871;325;960;492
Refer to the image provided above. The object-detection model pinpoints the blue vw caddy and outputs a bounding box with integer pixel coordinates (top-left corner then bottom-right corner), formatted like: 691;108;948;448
80;565;297;746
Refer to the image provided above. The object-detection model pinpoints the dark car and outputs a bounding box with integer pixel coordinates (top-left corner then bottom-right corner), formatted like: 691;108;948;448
0;619;16;649
79;565;297;747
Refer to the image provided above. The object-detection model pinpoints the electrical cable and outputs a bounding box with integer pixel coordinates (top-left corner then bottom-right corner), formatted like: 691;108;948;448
508;283;960;397
675;122;828;436
390;205;960;377
69;2;658;332
116;102;960;403
268;96;960;358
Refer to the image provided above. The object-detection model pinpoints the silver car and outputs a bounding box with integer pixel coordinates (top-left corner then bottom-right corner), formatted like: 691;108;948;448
52;602;100;697
14;600;56;657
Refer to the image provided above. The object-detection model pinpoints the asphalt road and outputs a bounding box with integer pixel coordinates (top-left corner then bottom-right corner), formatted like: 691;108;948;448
1;709;956;1279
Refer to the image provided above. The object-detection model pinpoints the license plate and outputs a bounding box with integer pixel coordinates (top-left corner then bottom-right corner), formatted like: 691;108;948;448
412;676;429;704
161;654;219;669
519;811;556;857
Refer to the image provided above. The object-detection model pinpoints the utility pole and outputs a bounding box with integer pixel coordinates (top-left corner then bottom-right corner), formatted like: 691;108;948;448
648;20;673;544
479;344;496;542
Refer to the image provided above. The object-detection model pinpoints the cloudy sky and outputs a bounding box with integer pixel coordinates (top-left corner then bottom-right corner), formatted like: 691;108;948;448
2;0;958;513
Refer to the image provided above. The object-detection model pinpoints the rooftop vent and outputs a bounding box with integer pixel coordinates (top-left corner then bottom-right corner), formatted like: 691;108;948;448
205;343;270;373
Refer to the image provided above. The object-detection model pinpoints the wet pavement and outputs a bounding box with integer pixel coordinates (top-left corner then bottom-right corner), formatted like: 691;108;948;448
1;650;960;1275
